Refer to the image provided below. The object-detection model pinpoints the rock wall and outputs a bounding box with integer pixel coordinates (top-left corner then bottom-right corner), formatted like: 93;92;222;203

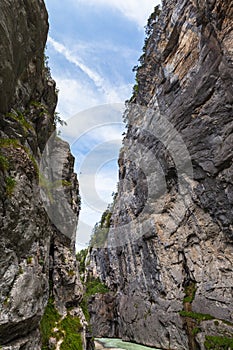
89;1;233;349
0;1;85;349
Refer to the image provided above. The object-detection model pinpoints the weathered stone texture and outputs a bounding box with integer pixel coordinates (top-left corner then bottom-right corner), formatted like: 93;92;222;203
0;1;83;349
89;1;233;349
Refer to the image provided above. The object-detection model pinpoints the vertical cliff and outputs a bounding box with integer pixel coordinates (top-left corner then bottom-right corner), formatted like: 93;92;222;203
0;1;85;349
88;0;233;349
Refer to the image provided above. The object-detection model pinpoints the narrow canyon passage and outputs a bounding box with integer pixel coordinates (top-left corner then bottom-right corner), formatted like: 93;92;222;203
0;0;232;350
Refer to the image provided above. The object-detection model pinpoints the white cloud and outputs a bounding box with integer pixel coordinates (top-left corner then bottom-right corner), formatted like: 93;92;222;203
48;37;131;108
71;39;139;59
54;77;101;118
96;164;119;199
73;0;161;27
48;37;105;91
59;103;125;146
76;159;119;248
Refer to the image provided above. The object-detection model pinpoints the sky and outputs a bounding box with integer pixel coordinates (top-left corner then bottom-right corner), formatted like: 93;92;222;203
44;0;161;250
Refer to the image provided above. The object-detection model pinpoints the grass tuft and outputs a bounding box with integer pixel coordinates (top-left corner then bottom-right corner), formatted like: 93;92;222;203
0;154;9;171
40;298;60;349
204;335;233;349
179;310;214;321
40;298;83;350
6;176;16;196
60;315;83;350
184;282;197;303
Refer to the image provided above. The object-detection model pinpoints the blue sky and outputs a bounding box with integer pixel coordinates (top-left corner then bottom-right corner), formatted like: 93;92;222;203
44;0;161;250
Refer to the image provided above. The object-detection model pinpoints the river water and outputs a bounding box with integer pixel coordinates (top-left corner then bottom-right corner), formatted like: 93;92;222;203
95;338;161;350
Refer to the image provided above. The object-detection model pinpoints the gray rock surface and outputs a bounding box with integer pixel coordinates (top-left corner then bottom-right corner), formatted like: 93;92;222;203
88;292;119;338
0;0;85;349
88;0;233;349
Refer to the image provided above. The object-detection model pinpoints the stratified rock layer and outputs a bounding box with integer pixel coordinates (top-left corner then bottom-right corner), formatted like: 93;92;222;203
89;1;233;349
0;1;84;349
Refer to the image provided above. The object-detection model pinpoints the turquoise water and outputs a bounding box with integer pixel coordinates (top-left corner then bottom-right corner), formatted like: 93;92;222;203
96;338;161;350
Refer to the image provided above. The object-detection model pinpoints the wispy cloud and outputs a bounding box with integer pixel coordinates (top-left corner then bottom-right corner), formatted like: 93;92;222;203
54;77;101;117
48;36;131;108
48;37;106;92
72;0;161;27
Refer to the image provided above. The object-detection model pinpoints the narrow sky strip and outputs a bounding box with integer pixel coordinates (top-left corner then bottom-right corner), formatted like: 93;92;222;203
45;0;161;250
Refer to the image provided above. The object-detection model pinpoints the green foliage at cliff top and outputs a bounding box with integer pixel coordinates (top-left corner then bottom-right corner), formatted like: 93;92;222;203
89;205;113;248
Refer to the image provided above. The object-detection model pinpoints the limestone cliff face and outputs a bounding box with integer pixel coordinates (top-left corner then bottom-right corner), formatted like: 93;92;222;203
89;1;233;349
0;1;84;349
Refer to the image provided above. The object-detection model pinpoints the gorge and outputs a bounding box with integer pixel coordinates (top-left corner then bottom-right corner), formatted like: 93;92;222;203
0;0;233;350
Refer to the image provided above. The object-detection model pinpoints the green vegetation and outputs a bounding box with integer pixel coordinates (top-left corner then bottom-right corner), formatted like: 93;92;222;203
80;277;110;322
100;209;112;228
133;83;139;95
44;53;52;81
183;282;197;303
54;111;67;127
3;297;10;306
68;269;75;276
80;298;90;322
140;5;161;66
39;259;44;266
192;327;201;336
27;256;33;264
222;319;233;327
40;298;60;349
90;208;112;247
76;249;88;278
130;5;161;100
29;100;49;117
19;267;24;275
85;278;109;297
25;151;39;177
0;138;39;176
7;110;33;133
42;53;66;126
0;138;21;148
62;180;72;187
204;335;233;349
60;315;83;350
89;191;118;247
179;310;214;322
40;298;83;350
0;154;9;171
5;176;16;196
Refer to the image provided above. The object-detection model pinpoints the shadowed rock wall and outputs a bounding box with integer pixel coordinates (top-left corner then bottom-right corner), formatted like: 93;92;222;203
88;1;233;349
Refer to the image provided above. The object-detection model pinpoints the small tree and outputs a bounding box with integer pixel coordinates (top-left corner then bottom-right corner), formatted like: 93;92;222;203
131;5;161;99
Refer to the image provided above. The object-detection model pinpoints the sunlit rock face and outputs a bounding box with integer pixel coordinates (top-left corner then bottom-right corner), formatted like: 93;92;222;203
0;1;83;349
89;1;233;349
